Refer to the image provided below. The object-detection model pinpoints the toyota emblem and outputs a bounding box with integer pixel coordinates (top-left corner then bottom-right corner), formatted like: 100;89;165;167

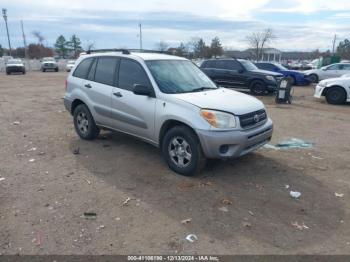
253;114;260;123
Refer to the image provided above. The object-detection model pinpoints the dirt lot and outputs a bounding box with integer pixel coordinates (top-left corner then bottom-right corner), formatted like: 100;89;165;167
0;72;350;255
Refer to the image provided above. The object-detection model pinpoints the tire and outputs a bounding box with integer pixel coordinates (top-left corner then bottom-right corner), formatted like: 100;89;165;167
73;104;100;140
162;126;206;176
325;87;346;105
288;76;295;86
42;69;46;72
23;70;26;75
309;74;318;83
6;71;10;75
55;68;59;72
250;80;267;96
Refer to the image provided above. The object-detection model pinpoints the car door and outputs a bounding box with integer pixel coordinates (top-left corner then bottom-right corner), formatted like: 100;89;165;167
224;60;247;88
82;56;118;127
340;64;350;76
323;64;342;79
110;58;156;142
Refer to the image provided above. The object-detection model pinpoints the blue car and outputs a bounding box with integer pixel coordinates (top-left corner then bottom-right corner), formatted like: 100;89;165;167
255;62;310;86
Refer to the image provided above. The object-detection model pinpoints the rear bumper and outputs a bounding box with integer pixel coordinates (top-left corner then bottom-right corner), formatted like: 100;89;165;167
64;97;73;114
196;118;273;159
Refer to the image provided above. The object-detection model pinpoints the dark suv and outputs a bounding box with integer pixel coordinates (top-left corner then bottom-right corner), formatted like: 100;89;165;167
200;59;283;95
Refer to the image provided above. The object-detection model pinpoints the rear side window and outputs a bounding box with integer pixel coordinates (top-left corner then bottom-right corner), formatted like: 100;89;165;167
94;57;118;86
73;58;93;79
87;59;97;81
257;63;275;70
118;59;151;91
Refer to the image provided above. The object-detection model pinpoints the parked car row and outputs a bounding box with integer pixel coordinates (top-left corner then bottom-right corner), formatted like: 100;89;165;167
3;57;76;74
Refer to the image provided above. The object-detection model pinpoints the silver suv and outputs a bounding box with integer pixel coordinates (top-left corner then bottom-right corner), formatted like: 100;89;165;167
64;50;273;176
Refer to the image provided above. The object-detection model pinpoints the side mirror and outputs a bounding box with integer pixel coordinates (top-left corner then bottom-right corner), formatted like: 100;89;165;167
133;84;153;97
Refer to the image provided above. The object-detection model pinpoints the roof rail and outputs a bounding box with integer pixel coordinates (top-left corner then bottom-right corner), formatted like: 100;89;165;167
86;49;130;55
129;49;171;54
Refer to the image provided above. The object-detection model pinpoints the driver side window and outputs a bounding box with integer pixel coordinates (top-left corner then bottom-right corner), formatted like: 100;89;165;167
118;59;151;91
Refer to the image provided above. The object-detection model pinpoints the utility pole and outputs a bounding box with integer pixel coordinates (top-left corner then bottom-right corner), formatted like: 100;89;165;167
139;23;143;51
21;20;28;58
2;8;12;56
332;34;337;55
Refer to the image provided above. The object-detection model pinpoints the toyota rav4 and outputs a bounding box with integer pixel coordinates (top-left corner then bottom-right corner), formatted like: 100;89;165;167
64;50;273;176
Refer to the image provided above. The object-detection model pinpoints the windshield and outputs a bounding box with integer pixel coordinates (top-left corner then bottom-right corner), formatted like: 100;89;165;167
43;57;55;62
7;59;22;64
239;60;258;70
274;63;288;70
146;60;217;94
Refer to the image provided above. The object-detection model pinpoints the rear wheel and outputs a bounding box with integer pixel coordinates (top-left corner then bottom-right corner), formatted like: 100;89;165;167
325;87;346;105
162;126;206;176
55;68;59;72
250;81;267;96
73;104;100;140
42;68;46;72
288;76;296;85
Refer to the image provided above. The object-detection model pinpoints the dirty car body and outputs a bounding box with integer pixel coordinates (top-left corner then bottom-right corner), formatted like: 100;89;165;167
64;51;273;175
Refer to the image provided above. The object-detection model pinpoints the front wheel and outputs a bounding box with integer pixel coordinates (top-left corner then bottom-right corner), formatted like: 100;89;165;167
162;126;206;176
73;104;100;140
325;87;346;105
309;74;318;83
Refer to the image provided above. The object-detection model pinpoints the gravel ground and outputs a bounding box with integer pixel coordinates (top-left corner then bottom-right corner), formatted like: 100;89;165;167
0;72;350;255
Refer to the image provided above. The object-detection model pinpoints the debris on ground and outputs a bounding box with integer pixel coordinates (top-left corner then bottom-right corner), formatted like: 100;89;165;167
83;212;97;219
12;121;21;125
221;198;233;205
242;221;252;229
27;147;37;152
291;221;309;230
38;151;45;156
311;155;323;160
177;181;213;192
122;197;136;206
115;217;121;221
285;185;290;189
73;147;80;155
290;191;301;199
29;159;35;162
35;232;43;246
85;179;91;185
185;234;198;243
97;225;105;230
264;138;313;150
218;206;229;212
0;177;5;182
181;218;192;224
335;193;344;198
248;211;255;216
102;144;111;148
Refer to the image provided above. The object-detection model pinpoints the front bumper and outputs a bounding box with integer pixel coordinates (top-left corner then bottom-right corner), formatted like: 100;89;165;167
314;84;325;98
7;66;25;73
196;118;273;159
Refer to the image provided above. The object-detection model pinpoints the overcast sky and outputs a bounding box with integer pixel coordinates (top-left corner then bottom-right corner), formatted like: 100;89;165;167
1;0;349;51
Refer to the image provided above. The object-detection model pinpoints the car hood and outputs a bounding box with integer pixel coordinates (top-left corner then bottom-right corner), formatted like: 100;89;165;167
304;69;321;75
281;70;304;75
250;69;283;77
172;88;265;115
321;77;350;85
7;64;24;67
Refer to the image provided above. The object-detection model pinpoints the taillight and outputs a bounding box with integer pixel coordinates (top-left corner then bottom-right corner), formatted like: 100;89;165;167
65;79;68;91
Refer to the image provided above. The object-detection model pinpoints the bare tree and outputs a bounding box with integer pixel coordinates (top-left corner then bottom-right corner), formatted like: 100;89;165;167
155;41;169;52
246;28;275;61
32;31;45;45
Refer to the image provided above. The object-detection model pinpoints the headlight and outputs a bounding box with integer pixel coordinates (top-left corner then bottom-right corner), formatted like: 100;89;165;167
200;109;236;129
266;75;275;81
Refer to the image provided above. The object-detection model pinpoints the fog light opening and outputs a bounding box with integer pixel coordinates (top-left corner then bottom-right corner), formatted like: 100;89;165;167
219;145;229;154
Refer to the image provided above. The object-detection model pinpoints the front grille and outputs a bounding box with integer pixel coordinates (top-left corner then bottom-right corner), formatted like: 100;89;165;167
239;109;267;129
45;63;54;67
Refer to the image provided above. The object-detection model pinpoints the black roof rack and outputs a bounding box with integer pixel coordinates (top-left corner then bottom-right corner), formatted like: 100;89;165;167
86;49;130;55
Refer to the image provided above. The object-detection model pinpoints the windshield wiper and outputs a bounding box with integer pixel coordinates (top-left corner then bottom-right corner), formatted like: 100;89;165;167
191;87;217;92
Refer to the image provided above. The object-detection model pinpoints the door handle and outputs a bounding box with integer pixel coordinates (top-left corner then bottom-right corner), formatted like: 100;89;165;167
85;84;92;88
113;92;123;98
